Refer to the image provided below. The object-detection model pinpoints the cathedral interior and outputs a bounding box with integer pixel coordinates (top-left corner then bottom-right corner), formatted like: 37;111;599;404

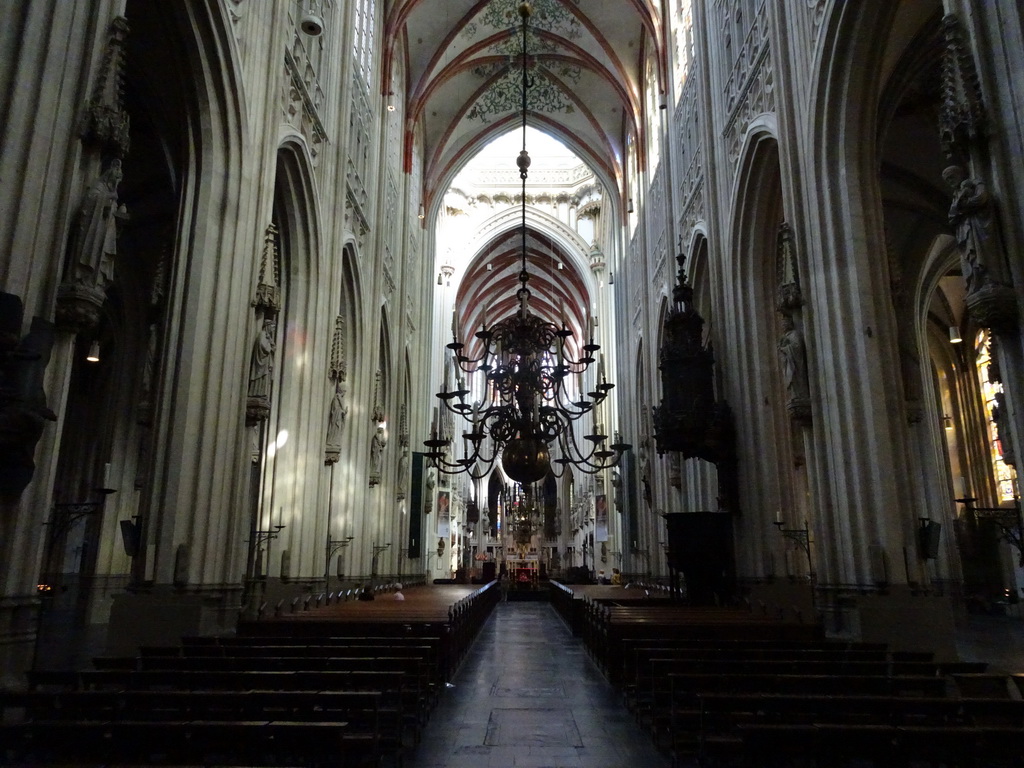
1;1;1024;763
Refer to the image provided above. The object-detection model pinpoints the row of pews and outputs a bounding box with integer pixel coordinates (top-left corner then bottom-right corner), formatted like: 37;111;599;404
552;583;1024;767
1;581;499;766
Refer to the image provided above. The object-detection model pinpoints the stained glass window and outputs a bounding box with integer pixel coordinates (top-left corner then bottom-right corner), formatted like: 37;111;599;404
975;331;1017;502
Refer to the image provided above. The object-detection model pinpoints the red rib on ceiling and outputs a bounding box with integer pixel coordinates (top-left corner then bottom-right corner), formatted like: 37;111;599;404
455;226;592;363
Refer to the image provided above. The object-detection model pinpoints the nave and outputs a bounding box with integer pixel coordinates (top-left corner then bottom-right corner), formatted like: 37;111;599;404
409;601;670;768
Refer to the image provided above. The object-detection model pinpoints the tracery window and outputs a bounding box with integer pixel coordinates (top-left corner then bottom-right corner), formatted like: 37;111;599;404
975;331;1017;502
626;131;638;233
645;53;661;172
672;0;694;93
354;0;377;86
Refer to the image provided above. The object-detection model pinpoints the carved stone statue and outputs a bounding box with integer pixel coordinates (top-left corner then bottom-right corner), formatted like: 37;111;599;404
778;314;810;407
944;165;993;296
325;382;348;463
396;447;409;500
369;425;387;486
248;319;277;399
943;165;1018;332
68;159;125;289
639;438;652;508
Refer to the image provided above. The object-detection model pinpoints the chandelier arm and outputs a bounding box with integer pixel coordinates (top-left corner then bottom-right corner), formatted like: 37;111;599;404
557;424;604;467
547;383;595;419
553;417;627;473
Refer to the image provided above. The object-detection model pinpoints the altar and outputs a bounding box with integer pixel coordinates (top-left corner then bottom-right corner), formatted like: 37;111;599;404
506;557;540;589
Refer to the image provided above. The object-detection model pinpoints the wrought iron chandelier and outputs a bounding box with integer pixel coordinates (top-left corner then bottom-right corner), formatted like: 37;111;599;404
424;2;630;485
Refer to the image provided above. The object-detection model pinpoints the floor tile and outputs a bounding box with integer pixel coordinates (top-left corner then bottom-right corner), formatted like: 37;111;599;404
406;602;670;768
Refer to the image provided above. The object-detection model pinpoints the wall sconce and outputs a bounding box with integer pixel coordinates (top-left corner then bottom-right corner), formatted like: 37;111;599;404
418;204;425;219
943;415;953;431
86;340;100;363
949;326;962;344
608;272;614;285
627;198;634;213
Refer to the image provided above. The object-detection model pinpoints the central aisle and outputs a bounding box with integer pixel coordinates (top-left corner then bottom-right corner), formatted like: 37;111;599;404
409;600;671;768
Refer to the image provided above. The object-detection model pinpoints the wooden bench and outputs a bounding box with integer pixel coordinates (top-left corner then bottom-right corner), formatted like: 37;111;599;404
0;718;375;767
731;722;1024;767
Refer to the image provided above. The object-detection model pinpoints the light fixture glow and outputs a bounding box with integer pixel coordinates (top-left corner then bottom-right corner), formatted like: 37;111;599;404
949;325;962;344
86;340;100;363
943;415;953;431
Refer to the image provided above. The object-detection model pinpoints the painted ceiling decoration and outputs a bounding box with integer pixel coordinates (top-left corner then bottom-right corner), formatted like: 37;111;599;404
467;66;581;123
385;0;666;395
385;0;666;205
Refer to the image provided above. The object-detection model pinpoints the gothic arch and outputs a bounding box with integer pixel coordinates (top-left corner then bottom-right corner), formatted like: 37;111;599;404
254;139;327;582
726;126;800;578
807;0;938;586
63;0;255;592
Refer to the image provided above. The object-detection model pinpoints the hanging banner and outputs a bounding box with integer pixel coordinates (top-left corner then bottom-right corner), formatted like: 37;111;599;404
436;491;451;538
595;494;608;542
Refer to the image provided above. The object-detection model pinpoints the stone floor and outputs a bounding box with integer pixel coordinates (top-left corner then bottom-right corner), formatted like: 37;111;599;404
407;600;671;768
406;600;1024;768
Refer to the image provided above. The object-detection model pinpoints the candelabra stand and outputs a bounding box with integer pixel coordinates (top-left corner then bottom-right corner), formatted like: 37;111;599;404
773;518;817;617
632;547;650;579
41;483;117;592
959;497;1024;567
399;548;409;581
34;484;116;672
324;535;354;586
773;517;816;591
371;542;391;583
250;524;285;580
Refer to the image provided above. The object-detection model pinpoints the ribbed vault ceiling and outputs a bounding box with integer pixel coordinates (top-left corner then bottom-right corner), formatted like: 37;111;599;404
385;0;662;207
455;226;591;361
